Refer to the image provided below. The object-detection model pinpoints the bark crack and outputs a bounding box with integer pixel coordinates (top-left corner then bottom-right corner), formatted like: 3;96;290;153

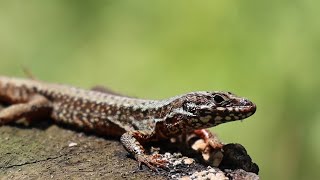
1;154;64;169
1;149;94;170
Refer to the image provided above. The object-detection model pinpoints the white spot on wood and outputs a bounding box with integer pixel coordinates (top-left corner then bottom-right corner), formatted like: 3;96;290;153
68;142;77;147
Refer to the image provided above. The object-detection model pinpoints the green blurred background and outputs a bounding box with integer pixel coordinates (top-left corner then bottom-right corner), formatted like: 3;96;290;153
0;1;319;179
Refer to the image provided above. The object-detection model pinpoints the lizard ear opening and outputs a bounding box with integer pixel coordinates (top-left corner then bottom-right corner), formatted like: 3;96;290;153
182;102;189;110
182;102;196;114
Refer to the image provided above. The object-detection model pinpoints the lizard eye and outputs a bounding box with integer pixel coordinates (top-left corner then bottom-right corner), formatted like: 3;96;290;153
213;94;225;104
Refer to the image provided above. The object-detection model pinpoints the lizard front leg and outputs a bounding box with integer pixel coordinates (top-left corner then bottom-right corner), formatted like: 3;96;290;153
193;129;224;150
170;129;224;166
189;129;224;166
0;95;52;125
120;131;168;171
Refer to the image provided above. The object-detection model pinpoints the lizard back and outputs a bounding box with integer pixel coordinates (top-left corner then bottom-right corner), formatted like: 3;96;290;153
0;76;172;136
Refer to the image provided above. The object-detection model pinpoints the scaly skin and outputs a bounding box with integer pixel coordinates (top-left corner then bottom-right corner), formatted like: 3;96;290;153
0;76;256;171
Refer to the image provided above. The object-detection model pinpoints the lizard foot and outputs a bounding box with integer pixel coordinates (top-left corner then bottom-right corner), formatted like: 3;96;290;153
191;129;224;166
192;138;224;167
136;154;168;171
205;137;224;153
192;129;224;154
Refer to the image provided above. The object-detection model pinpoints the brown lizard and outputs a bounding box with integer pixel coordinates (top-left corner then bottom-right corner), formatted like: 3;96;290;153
0;76;256;171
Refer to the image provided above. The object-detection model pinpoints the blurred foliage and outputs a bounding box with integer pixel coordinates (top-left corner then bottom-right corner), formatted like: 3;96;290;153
0;1;319;179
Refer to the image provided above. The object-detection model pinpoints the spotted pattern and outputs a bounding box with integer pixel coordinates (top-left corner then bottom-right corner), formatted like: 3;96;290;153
0;76;176;136
0;76;256;137
0;76;257;170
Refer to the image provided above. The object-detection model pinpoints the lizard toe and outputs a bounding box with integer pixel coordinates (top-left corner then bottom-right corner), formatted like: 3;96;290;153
136;154;168;171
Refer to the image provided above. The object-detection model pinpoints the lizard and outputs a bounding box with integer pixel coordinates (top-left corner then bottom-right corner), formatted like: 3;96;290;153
0;76;256;171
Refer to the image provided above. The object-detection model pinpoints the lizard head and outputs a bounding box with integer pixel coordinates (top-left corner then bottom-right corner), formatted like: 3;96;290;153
166;91;256;131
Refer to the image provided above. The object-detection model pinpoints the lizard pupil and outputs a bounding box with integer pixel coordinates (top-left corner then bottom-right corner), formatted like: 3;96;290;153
213;95;224;104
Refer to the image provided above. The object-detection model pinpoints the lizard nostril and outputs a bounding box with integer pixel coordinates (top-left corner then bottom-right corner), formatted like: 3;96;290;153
240;99;252;106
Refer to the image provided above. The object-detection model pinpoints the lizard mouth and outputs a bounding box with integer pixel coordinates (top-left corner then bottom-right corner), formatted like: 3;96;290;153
230;97;256;117
213;101;256;122
227;103;256;120
197;104;256;128
239;102;256;113
237;104;256;118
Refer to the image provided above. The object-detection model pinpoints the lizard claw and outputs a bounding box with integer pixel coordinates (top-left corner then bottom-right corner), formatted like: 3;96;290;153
206;138;224;153
192;129;224;153
191;138;224;167
136;154;169;171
